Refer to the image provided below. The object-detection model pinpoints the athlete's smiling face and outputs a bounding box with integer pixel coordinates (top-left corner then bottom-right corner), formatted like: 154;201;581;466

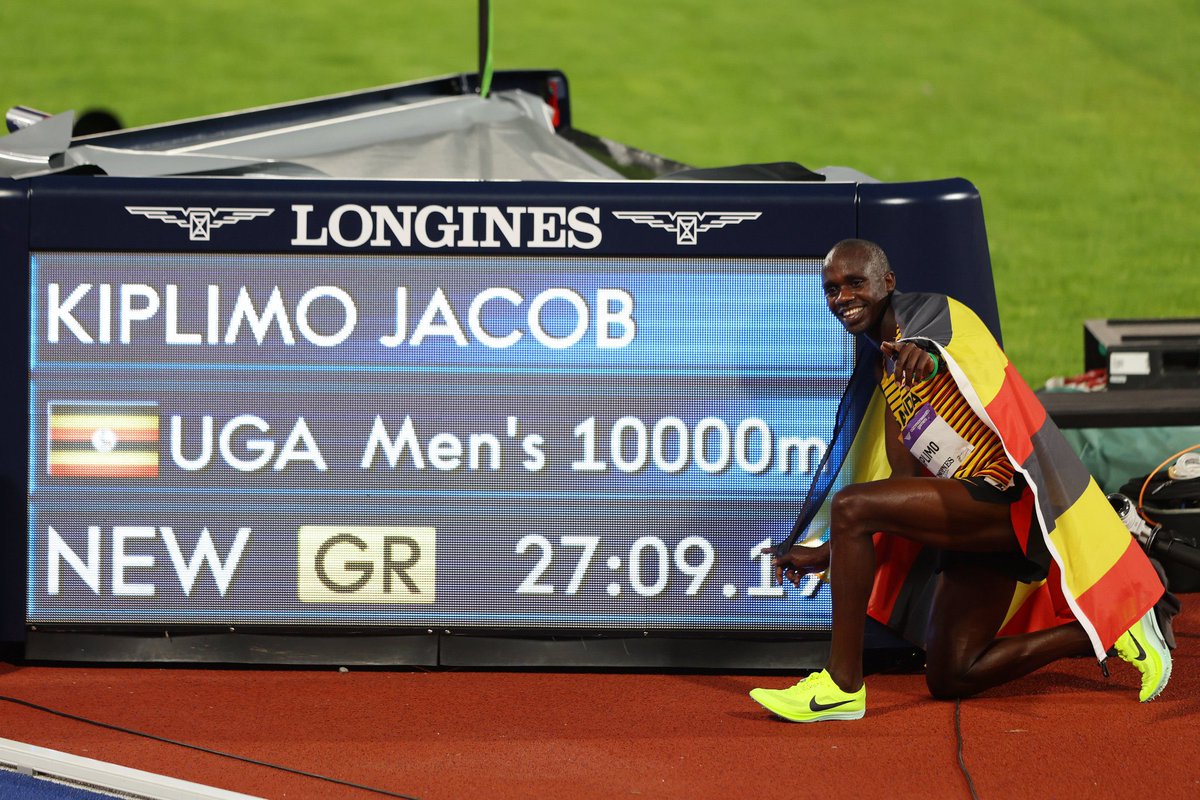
822;245;895;337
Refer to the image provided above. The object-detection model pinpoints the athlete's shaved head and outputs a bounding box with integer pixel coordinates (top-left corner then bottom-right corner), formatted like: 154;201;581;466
825;239;891;280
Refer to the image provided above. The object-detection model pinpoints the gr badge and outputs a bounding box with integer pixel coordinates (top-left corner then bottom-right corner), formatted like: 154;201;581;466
298;526;435;603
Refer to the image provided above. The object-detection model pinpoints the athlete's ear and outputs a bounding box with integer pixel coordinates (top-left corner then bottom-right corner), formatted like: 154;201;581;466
884;271;896;292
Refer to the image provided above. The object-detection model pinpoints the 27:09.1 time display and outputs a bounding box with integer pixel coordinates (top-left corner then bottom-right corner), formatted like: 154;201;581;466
513;534;821;599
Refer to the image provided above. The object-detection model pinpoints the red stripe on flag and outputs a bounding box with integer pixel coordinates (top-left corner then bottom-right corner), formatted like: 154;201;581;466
997;576;1074;637
983;363;1046;466
49;464;159;478
867;532;924;625
1071;538;1163;648
1009;484;1035;553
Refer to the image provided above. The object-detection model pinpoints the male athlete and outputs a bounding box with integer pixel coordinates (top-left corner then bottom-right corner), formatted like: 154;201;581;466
749;238;1171;722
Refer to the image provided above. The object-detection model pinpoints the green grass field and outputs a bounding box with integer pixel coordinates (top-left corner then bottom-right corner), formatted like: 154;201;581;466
2;0;1197;383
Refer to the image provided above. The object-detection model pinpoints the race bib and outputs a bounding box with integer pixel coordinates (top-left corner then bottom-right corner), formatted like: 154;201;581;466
900;402;974;478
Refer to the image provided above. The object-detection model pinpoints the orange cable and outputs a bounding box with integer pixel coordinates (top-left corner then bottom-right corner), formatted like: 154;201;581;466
1138;443;1200;525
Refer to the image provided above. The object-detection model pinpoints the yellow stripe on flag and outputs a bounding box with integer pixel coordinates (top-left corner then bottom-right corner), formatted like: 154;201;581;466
849;389;891;484
944;298;1010;405
49;451;159;467
1047;478;1132;598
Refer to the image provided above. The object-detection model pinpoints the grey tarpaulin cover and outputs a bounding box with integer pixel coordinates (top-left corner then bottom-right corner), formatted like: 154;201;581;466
0;90;623;181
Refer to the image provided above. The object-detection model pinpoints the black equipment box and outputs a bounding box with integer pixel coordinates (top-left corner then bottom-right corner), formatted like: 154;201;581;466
1085;318;1200;390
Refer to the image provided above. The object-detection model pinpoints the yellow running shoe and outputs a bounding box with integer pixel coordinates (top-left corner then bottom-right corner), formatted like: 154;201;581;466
1114;609;1172;702
749;669;866;722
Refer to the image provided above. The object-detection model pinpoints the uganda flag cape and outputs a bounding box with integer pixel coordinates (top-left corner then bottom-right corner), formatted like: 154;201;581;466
777;291;1164;662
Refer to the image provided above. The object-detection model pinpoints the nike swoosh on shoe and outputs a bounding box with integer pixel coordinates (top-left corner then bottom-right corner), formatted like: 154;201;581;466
809;697;855;712
1130;633;1147;661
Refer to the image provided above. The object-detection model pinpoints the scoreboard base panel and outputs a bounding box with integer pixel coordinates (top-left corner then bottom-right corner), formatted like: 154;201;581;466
21;621;913;669
24;629;438;667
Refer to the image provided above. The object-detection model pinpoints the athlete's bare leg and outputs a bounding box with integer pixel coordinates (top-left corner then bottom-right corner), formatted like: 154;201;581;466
821;477;1089;694
924;560;1091;698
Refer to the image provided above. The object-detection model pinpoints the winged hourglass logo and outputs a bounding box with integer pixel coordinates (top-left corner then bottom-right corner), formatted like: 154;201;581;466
611;211;761;245
125;206;275;241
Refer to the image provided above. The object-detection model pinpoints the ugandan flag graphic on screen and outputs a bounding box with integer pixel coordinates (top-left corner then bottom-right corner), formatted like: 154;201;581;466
47;402;160;478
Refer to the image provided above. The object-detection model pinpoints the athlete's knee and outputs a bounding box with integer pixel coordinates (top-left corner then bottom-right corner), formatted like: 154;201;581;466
829;484;879;537
925;658;985;700
925;667;968;700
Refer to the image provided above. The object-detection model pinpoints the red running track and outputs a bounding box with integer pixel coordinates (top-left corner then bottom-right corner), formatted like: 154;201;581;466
1;616;1197;800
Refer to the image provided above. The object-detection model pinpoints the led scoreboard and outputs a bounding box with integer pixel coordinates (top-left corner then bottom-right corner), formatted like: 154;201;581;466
25;177;859;633
6;164;1000;664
